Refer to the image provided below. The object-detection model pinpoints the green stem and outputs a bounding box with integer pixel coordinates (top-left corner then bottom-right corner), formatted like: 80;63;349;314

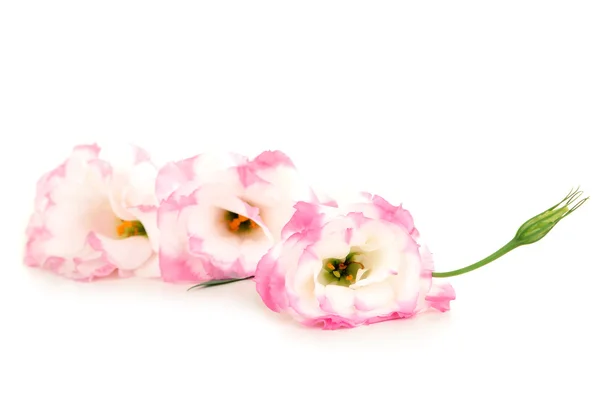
431;240;520;278
187;275;255;291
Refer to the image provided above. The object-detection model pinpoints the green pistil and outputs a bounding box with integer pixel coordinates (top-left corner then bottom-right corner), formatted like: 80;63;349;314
319;253;365;287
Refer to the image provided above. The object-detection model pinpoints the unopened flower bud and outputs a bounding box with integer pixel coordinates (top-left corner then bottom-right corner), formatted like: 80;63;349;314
514;188;588;245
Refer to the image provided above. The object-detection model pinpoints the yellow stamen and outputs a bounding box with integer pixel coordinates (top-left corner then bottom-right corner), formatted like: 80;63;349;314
326;263;335;270
346;275;353;281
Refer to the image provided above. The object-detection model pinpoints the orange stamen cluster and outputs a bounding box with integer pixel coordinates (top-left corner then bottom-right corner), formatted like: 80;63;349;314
228;214;258;232
117;220;133;236
325;259;365;284
116;220;144;237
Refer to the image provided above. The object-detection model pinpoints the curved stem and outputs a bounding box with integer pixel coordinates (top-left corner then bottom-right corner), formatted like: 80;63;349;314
431;240;520;278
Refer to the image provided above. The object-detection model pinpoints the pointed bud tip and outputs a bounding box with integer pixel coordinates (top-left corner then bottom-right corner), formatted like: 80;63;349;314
514;188;588;246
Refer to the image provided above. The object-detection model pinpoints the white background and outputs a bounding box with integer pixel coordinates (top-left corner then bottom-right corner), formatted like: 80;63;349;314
1;1;599;399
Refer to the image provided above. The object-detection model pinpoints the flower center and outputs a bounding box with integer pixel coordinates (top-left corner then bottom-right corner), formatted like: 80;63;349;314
116;220;146;238
319;252;365;287
224;211;259;234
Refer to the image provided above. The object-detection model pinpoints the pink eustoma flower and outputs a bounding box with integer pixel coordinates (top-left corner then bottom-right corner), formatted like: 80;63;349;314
24;144;160;281
255;193;456;330
156;150;317;283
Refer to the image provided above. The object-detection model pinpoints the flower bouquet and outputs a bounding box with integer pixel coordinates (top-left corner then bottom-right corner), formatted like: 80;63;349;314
24;143;588;330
